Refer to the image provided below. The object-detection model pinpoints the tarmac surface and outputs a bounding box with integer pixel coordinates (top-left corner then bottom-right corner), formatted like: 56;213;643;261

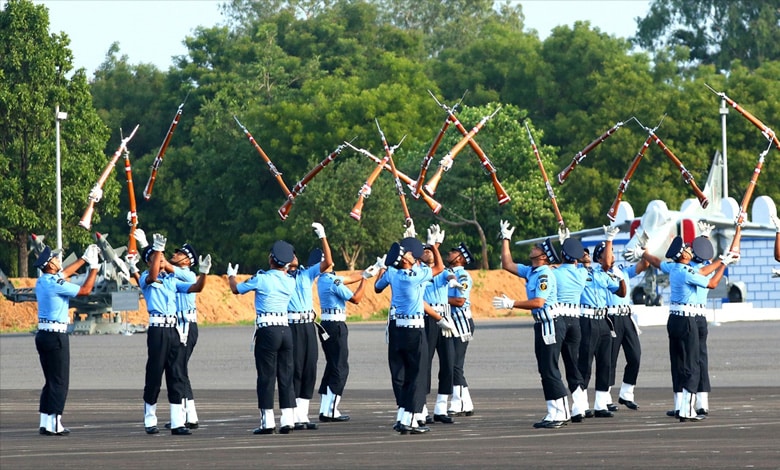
2;319;779;468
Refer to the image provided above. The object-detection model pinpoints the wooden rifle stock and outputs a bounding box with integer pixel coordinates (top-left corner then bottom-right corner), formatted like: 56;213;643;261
143;100;185;200
278;143;347;220
424;107;501;196
233;115;292;198
376;119;412;225
413;116;451;199
607;135;653;222
351;158;387;221
525;122;564;229
439;109;510;205
346;143;441;214
557;121;625;184
78;124;140;231
706;84;780;151
649;133;709;208
728;147;768;254
123;147;138;256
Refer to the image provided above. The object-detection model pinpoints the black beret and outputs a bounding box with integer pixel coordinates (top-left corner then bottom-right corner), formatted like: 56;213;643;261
691;236;714;263
665;236;685;261
400;237;424;260
271;240;295;266
33;246;59;268
538;237;560;264
561;238;584;263
307;248;324;267
176;243;198;267
452;242;473;265
593;241;607;262
386;242;403;268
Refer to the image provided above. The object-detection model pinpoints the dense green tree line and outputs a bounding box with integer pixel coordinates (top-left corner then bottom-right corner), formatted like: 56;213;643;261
2;0;778;277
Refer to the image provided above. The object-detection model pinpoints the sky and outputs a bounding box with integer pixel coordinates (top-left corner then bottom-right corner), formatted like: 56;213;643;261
34;0;652;77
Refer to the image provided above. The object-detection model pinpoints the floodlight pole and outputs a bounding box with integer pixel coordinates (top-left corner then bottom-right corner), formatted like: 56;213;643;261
55;105;68;254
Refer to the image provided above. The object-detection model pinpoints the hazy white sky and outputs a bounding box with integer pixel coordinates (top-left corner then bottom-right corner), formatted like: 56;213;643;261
34;0;651;76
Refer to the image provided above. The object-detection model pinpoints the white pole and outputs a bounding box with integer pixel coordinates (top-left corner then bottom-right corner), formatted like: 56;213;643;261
55;106;67;254
719;98;728;199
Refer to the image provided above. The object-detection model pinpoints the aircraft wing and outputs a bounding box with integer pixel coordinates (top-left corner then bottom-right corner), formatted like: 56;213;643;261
513;221;633;247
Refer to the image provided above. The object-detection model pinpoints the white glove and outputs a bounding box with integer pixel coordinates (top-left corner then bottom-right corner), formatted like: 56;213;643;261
362;264;380;279
427;224;440;246
439;155;453;172
637;231;650;248
226;262;239;277
604;225;620;241
772;268;780;278
373;255;387;270
436;228;446;244
437;317;456;337
152;233;166;252
125;253;139;274
312;222;326;239
448;278;467;293
133;228;149;249
719;251;740;266
558;226;570;244
499;220;515;241
771;215;780;233
403;220;416;238
82;244;100;270
87;185;102;202
126;210;138;226
697;221;715;238
198;254;212;274
623;245;645;263
492;294;515;310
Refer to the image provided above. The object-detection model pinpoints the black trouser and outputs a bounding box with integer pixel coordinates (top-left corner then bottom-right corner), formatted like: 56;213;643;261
534;317;568;400
291;321;319;400
144;326;187;405
695;315;711;393
559;315;584;393
424;315;455;395
578;316;612;393
183;322;199;400
387;320;404;405
453;318;475;387
318;321;349;396
254;325;295;410
667;315;700;393
609;314;641;387
391;326;427;414
36;331;69;415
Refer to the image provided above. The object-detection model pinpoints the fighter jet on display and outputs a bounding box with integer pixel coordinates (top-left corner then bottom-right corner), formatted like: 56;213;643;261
513;151;777;306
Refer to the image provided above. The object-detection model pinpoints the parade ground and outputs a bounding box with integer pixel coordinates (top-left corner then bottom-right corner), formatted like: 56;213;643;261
2;319;779;468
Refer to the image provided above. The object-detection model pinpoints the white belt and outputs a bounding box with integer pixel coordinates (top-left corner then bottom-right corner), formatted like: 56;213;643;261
607;305;632;315
288;310;315;323
149;315;177;327
580;306;607;319
178;309;197;322
321;308;346;322
395;313;424;328
557;303;580;317
670;303;705;316
429;303;449;316
37;321;68;333
531;304;559;323
256;312;288;328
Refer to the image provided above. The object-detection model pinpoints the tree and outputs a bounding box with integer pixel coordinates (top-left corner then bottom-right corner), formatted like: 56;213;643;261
0;0;109;276
633;0;780;71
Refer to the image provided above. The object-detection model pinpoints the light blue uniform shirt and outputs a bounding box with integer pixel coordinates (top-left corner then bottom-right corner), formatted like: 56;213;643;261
606;264;638;307
517;264;558;314
660;261;709;304
173;266;197;313
553;263;587;305
423;269;451;305
580;265;621;308
35;273;80;323
140;271;193;315
317;272;354;310
236;269;295;313
375;263;432;315
288;264;321;312
448;266;472;308
689;260;712;304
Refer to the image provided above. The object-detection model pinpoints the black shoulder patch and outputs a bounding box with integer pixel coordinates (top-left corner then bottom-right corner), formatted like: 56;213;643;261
56;278;65;285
